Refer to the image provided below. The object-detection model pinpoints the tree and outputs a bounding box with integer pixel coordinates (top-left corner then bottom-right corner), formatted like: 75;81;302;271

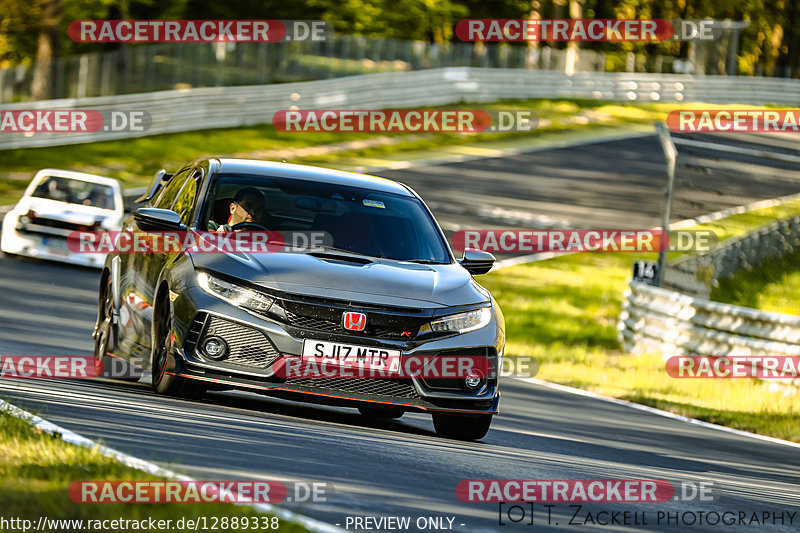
31;0;61;100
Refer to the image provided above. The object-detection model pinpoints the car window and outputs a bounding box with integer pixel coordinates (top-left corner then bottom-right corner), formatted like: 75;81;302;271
171;170;201;225
204;174;451;263
31;176;116;209
154;168;190;209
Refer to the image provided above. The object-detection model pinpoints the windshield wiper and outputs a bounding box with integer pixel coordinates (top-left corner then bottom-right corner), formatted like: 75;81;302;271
306;247;375;264
405;258;447;264
309;246;374;257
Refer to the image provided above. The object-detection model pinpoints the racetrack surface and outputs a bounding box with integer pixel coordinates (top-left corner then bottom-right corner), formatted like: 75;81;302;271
379;136;668;232
1;134;799;532
378;133;799;234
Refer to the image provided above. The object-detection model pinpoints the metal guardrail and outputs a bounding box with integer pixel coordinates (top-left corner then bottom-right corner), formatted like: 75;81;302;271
0;30;751;104
621;121;800;387
620;282;800;352
618;282;800;387
3;67;800;149
671;137;800;165
664;215;800;298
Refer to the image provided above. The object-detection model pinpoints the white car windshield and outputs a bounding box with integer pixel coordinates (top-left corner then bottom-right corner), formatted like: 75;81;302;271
31;176;116;210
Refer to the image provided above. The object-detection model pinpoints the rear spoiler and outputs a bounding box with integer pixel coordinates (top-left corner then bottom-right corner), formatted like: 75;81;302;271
135;169;174;204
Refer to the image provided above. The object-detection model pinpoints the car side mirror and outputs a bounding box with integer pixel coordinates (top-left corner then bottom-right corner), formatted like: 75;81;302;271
135;169;173;203
459;249;495;275
134;208;185;231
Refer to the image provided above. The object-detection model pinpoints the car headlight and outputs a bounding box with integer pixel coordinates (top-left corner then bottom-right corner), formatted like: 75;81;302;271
197;272;273;314
419;307;492;335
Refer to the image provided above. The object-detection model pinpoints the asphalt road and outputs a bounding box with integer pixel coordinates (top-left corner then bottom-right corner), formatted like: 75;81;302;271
379;136;668;232
377;133;800;233
1;134;799;532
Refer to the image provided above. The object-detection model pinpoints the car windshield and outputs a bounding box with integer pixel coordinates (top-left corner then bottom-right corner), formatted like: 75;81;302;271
31;176;116;210
202;174;451;263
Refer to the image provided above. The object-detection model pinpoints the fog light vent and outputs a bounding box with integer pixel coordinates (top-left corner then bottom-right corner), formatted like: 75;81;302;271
464;369;484;389
202;336;228;360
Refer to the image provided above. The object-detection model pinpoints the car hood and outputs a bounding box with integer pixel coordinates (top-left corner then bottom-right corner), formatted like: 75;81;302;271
14;198;122;226
191;251;489;308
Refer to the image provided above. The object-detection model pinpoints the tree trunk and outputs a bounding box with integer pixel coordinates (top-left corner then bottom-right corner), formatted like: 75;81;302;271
31;0;62;100
565;0;583;75
525;3;541;69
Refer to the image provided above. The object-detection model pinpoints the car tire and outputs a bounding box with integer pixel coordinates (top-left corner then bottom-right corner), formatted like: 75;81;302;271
358;405;405;419
151;289;206;400
94;276;140;381
432;413;493;440
93;275;114;377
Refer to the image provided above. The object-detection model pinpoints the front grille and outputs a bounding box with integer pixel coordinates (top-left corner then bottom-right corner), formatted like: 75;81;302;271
194;315;280;369
281;305;424;340
284;377;420;399
30;217;91;231
285;312;338;332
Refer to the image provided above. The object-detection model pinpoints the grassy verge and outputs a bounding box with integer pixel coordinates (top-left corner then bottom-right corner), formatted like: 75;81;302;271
690;199;800;242
0;99;780;205
697;198;800;314
481;203;800;442
711;249;800;315
0;408;307;530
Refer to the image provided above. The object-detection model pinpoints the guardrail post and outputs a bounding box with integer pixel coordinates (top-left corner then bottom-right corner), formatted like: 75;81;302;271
655;123;677;286
77;54;89;98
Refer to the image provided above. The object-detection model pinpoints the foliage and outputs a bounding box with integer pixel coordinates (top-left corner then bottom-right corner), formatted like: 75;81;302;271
0;0;798;76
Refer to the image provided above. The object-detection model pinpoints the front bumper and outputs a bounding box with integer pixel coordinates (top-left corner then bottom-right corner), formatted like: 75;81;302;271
1;219;106;268
168;290;503;414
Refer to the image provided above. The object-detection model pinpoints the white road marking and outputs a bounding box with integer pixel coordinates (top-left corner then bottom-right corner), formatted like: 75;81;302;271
512;375;800;449
0;398;347;533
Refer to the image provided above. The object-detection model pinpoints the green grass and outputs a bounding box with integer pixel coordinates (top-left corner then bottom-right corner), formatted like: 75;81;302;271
0;409;307;530
691;199;800;241
711;249;800;315
480;203;800;443
693;199;800;314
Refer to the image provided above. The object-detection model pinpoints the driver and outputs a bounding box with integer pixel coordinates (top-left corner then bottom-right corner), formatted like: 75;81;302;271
208;187;265;232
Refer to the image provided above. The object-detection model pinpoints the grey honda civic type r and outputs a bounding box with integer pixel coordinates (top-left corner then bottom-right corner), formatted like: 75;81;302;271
93;158;504;440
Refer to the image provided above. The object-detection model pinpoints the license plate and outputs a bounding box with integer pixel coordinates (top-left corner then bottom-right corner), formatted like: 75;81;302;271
42;237;69;254
302;340;400;372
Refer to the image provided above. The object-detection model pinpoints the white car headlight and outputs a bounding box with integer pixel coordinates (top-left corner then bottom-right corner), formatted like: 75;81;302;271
197;272;273;314
419;307;492;335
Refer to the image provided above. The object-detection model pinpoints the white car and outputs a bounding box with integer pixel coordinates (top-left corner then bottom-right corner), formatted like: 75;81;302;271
1;169;124;268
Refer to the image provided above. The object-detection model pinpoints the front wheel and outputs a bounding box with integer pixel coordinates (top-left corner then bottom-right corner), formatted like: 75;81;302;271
432;413;493;440
93;276;141;381
151;291;205;399
93;276;114;377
